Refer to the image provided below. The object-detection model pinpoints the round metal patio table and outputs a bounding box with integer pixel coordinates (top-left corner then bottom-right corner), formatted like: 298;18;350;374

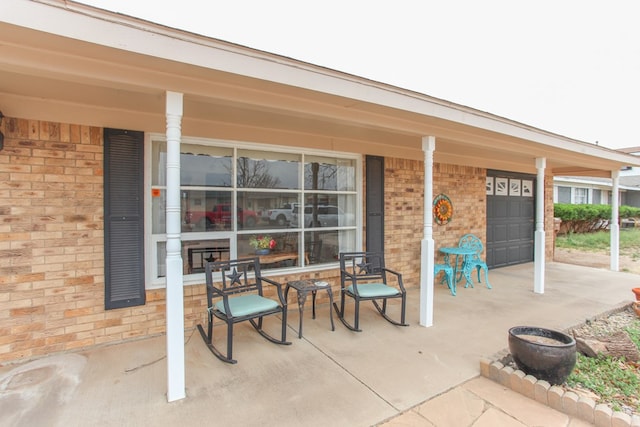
439;247;476;287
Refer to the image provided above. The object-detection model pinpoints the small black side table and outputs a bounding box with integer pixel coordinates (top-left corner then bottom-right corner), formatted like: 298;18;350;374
285;280;335;339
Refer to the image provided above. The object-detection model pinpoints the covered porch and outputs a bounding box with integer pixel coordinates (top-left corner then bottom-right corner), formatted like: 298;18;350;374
2;261;637;426
3;0;640;408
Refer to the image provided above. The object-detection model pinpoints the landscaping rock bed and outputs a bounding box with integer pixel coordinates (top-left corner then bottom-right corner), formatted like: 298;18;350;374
482;303;640;426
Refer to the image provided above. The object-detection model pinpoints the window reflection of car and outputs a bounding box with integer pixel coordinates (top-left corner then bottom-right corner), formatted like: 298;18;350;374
264;203;297;227
184;204;258;229
290;205;353;227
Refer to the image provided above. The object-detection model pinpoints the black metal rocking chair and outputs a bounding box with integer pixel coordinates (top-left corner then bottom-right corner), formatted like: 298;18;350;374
333;251;409;332
197;257;291;364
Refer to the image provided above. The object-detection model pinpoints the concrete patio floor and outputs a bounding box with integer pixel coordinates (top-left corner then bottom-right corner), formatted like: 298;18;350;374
1;261;639;426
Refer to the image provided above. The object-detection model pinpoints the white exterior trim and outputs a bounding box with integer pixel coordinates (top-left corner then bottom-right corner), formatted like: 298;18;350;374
610;170;620;272
420;136;435;327
534;158;546;294
165;91;186;402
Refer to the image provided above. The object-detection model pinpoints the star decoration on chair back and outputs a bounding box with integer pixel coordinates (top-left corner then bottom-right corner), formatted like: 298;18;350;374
356;260;372;274
226;267;243;287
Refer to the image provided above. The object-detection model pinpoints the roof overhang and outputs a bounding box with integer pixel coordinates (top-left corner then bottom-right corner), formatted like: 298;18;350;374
553;176;640;192
2;0;639;177
618;146;640;155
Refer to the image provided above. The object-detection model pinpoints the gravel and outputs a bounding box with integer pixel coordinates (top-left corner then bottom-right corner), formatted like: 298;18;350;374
570;305;639;338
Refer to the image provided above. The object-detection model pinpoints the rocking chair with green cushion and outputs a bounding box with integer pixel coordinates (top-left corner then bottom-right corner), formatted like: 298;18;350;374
458;234;492;289
333;251;409;332
197;257;291;364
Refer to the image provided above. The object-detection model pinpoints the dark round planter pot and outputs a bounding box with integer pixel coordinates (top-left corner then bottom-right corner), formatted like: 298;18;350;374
508;326;577;385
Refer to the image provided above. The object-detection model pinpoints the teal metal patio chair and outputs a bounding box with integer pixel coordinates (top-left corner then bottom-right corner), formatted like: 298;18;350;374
434;263;456;295
197;257;291;364
334;251;408;332
458;234;492;289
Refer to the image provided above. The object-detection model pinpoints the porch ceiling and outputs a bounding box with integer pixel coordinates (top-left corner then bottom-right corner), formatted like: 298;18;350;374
1;2;638;178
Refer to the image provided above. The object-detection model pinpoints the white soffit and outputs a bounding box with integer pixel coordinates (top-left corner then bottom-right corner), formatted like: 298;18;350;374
2;0;640;173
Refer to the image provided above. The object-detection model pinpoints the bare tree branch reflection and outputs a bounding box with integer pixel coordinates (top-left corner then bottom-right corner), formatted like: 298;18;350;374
236;157;281;188
305;163;337;190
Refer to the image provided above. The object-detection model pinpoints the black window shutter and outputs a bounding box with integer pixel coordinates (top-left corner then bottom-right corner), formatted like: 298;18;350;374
104;128;145;309
366;155;385;253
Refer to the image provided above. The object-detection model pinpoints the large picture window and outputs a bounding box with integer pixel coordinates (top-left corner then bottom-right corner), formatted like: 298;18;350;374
148;137;359;287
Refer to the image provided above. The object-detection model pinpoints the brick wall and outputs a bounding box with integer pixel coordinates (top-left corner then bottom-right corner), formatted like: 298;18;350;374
0;116;556;364
382;158;425;287
0;117;364;363
381;159;487;285
0;118;114;362
376;158;486;278
432;163;487;260
545;175;555;260
381;160;556;283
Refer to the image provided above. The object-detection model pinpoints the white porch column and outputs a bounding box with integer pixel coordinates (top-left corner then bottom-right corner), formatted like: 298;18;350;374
610;170;620;271
420;136;435;327
165;91;186;402
534;157;546;294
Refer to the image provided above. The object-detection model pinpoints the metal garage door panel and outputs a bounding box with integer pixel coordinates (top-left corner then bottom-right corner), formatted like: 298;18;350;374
520;222;534;239
508;199;522;216
494;199;509;218
490;247;508;266
493;224;508;242
522;200;534;217
507;223;521;240
519;242;534;260
486;171;535;268
507;245;524;263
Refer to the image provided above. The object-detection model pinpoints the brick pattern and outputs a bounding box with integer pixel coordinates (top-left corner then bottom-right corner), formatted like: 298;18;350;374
380;159;488;287
371;159;556;291
382;158;425;287
433;163;488;257
0;118;109;362
545;175;556;260
0;117;557;364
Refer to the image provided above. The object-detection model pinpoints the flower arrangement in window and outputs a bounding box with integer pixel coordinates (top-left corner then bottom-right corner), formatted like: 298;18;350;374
433;194;453;225
249;235;276;251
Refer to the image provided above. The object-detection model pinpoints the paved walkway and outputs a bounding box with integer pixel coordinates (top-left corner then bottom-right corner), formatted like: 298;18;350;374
1;261;638;426
381;376;596;426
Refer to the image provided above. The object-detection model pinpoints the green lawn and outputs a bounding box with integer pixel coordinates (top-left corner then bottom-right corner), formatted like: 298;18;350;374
555;228;640;256
556;228;640;414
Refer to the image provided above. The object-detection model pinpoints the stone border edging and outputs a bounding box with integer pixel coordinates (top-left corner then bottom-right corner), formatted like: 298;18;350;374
480;358;640;427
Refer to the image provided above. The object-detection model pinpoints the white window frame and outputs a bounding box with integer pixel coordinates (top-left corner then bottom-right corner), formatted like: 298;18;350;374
572;187;589;204
145;134;362;289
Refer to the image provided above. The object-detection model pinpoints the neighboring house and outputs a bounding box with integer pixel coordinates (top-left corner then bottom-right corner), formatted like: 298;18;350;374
621;176;640;207
2;0;640;401
620;147;640;207
554;147;640;207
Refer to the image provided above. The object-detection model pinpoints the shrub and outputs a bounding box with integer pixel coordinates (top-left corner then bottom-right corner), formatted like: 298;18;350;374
554;204;640;234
